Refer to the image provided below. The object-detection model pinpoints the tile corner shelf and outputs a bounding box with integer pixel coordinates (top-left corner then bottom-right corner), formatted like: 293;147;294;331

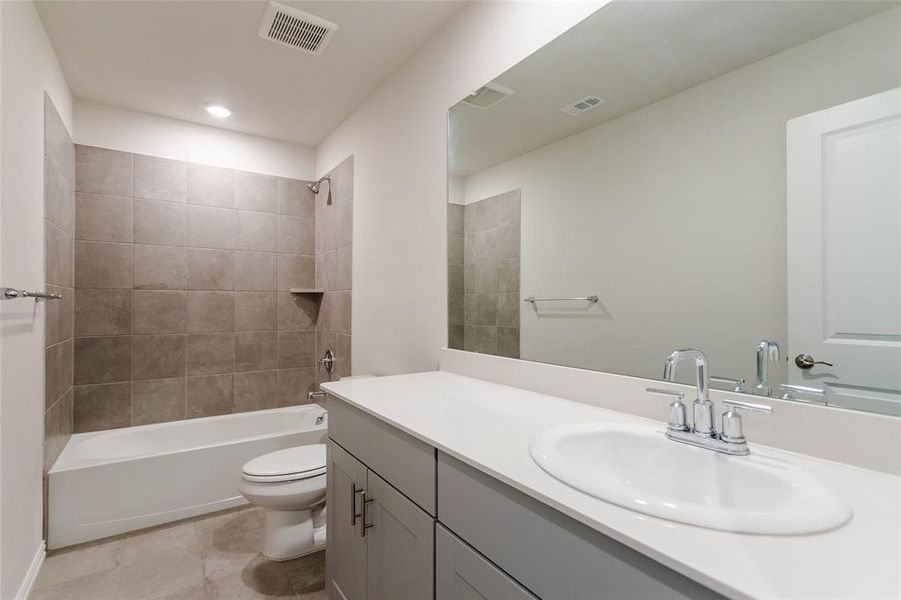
289;288;325;294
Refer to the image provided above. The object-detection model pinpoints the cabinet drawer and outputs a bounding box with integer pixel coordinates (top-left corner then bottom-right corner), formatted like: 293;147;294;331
328;397;436;515
437;452;722;600
437;524;536;600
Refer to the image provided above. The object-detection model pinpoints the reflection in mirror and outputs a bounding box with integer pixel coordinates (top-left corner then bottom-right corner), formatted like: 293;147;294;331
447;1;901;416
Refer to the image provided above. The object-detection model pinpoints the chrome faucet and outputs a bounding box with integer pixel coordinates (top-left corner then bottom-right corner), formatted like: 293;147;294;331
662;348;715;436
754;340;780;397
651;348;773;455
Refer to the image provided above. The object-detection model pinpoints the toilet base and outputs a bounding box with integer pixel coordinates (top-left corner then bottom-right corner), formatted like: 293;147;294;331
261;506;327;561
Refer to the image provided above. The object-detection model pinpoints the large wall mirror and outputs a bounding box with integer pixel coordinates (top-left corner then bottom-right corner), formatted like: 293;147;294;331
447;1;901;416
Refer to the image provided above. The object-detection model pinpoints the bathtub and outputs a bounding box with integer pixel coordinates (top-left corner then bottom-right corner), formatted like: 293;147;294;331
48;404;327;549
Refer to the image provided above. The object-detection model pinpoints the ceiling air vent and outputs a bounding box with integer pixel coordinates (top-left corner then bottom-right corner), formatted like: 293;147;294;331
258;2;338;56
461;83;514;109
560;95;606;116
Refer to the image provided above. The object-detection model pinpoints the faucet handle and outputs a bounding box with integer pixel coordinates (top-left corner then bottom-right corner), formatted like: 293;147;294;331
646;387;688;432
720;399;772;444
723;399;773;414
710;376;746;393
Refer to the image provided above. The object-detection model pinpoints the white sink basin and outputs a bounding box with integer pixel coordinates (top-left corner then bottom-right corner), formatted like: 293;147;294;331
529;422;852;535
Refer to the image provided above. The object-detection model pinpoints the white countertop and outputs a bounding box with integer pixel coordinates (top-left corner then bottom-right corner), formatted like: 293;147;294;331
322;371;901;600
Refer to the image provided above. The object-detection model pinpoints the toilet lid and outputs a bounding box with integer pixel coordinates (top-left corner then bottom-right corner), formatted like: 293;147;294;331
242;444;326;482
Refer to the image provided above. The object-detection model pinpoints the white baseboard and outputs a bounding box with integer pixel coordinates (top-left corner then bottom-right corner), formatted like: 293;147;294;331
15;541;46;600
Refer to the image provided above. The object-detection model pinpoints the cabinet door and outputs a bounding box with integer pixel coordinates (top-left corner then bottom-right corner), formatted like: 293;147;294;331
327;441;368;600
436;524;536;600
364;470;435;600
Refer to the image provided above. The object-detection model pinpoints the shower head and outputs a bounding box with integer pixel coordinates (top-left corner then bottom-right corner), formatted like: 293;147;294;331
306;176;331;195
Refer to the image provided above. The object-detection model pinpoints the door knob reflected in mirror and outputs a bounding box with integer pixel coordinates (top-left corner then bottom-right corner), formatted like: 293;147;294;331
794;354;834;369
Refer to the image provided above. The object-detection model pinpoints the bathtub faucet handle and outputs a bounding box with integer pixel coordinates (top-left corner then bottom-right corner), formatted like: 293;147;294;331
319;349;336;376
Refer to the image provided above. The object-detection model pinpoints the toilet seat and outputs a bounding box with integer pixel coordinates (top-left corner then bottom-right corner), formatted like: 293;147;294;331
242;444;326;483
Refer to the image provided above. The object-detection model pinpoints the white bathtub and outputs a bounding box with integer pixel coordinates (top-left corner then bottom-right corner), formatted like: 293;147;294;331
48;404;327;549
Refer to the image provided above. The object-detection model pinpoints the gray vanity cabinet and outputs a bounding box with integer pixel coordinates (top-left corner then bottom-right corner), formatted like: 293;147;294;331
364;470;434;600
327;401;436;600
326;442;367;600
327;396;721;600
436;524;537;600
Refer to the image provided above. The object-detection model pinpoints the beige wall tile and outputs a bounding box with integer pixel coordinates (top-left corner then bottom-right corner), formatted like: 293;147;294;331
277;368;316;406
497;293;520;328
449;325;464;350
475;326;498;355
187;164;234;208
186;249;234;291
75;145;133;196
337;246;352;291
496;190;521;226
45;160;75;236
132;378;186;425
315;330;336;358
496;221;520;260
496;259;519;294
236;210;277;252
497;327;520;359
134;245;186;290
448;233;463;266
134;155;187;203
235;171;277;213
75;193;133;243
475;294;497;326
278;331;315;369
277;293;318;331
133;290;186;334
44;339;73;409
336;203;352;248
234;251;277;291
44;388;73;470
277;254;314;291
75;289;132;336
133;334;186;380
75;241;132;289
235;331;278;372
187;205;235;249
235;292;277;332
186;291;234;333
46;222;73;287
234;371;278;413
44;284;63;347
186;374;234;418
278;178;314;217
134;199;187;246
448;204;464;235
464;324;477;352
187;333;235;376
75;336;131;385
475;198;498;231
475;262;498;294
278;216;314;254
335;334;351;379
74;382;132;432
315;250;336;291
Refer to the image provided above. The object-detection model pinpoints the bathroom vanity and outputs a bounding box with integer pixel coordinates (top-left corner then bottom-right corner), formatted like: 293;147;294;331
322;365;901;600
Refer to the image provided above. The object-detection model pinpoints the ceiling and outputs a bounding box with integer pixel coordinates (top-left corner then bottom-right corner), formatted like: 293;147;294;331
36;0;465;147
449;0;898;176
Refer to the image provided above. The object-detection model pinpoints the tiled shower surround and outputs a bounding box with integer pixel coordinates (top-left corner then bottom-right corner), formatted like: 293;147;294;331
71;146;352;432
44;95;75;475
448;189;521;358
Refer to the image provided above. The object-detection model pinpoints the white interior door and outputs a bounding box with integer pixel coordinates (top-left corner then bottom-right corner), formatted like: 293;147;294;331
787;87;901;415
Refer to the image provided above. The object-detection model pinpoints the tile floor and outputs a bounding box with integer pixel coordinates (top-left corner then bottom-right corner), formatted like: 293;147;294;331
31;507;326;600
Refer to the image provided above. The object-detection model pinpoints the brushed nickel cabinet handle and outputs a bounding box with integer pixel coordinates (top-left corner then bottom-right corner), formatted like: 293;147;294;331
359;491;374;538
350;482;364;526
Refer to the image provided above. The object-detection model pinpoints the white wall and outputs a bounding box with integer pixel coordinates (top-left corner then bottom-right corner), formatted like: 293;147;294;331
315;1;605;376
462;8;901;386
75;100;315;180
0;2;72;597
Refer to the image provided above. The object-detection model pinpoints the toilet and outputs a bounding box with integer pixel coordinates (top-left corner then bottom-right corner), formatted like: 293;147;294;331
239;444;327;561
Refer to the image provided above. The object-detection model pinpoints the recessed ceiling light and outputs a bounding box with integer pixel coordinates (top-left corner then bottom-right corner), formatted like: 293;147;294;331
206;104;232;118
